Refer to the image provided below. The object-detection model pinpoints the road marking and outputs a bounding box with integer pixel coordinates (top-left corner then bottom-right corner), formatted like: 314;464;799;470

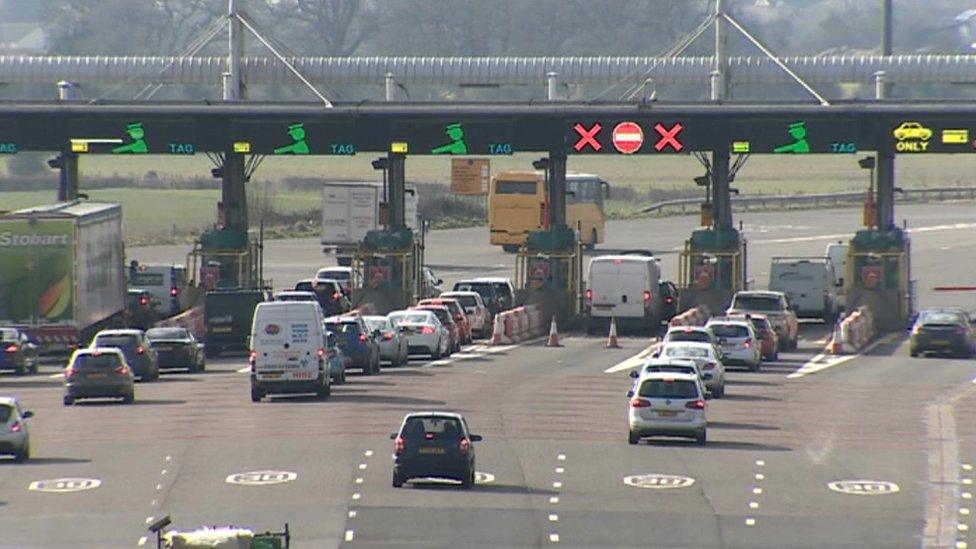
753;487;763;495
755;474;765;481
345;530;355;542
161;469;168;475
549;533;560;543
788;333;900;379
960;524;970;532
965;464;974;471
355;477;363;484
28;478;101;493
549;514;559;522
550;496;559;504
225;471;297;486
755;460;765;467
749;502;759;509
745;518;756;526
138;537;147;546
474;471;496;484
924;382;976;548
364;450;373;457
557;454;566;461
165;456;171;462
965;492;973;500
236;366;250;373
151;499;157;506
352;493;361;500
348;510;357;518
553;481;562;489
604;340;661;373
555;467;564;474
358;463;367;470
145;516;154;524
623;474;695;489
962;508;971;516
156;484;162;490
957;542;968;549
828;480;900;495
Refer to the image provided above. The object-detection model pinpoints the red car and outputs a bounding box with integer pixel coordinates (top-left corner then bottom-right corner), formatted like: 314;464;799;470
731;313;778;361
413;305;461;354
417;298;472;345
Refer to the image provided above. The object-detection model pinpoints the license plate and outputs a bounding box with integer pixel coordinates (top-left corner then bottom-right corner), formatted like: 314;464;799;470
657;411;678;417
261;372;282;378
931;340;950;346
419;447;445;455
155;346;173;352
594;304;612;309
211;327;232;333
86;373;107;379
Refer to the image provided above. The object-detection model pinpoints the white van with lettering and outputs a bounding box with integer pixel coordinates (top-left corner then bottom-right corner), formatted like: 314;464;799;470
249;301;329;402
585;254;662;333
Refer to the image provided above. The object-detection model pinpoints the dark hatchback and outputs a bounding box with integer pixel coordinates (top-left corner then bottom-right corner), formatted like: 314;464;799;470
63;348;135;405
295;279;350;317
325;316;380;375
391;412;482;489
0;328;39;375
910;308;975;358
204;289;272;357
146;327;205;372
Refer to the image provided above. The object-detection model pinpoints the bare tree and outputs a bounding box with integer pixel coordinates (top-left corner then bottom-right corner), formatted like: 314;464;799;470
266;0;382;56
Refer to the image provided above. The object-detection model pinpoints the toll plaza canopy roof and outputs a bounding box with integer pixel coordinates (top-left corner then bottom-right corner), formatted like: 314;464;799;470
0;100;973;156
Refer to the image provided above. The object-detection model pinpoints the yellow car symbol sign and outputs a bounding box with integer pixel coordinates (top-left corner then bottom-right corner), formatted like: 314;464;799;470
893;122;932;152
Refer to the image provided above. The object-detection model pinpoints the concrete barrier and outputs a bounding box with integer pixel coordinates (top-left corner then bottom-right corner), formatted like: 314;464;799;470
490;303;546;345
155;305;205;339
827;305;874;354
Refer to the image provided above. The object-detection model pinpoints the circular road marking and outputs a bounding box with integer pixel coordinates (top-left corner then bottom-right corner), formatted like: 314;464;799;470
28;478;102;493
827;480;900;495
225;470;297;486
474;471;495;484
623;473;696;489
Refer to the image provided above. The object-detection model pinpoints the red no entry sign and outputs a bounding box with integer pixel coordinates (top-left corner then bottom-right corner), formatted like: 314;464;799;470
612;122;644;154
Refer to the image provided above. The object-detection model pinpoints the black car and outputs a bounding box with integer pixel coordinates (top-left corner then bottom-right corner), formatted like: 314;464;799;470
910;308;975;358
204;289;272;357
295;278;350;317
0;328;39;375
125;288;159;329
659;280;679;322
146;327;206;372
391;412;482;489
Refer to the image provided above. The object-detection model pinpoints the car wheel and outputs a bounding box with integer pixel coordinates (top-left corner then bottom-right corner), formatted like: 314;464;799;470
628;430;640;445
30;358;39;375
696;429;707;445
316;382;331;399
791;335;799;350
749;361;761;372
63;395;74;406
13;363;26;376
432;341;442;360
13;443;29;463
461;468;474;490
122;391;134;405
716;384;725;398
250;387;263;403
392;471;404;488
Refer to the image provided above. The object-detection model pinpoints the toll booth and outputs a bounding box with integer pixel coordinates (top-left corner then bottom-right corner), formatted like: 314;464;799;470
845;228;913;331
678;228;747;314
350;227;423;314
514;227;582;322
187;228;266;290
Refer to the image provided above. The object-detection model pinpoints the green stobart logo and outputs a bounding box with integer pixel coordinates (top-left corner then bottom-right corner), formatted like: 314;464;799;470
0;232;70;246
0;220;74;323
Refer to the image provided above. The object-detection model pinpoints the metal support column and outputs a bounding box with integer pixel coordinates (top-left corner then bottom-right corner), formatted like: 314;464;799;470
712;0;728;102
221;152;247;231
387;152;406;228
547;150;567;228
875;149;895;230
55;80;79;201
224;0;244;102
546;72;559;100
385;73;396;101
711;149;732;229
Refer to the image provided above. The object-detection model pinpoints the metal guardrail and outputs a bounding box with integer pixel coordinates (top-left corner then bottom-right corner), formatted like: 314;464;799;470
636;186;976;215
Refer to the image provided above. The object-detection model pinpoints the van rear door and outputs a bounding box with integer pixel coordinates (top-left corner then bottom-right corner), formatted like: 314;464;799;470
253;305;320;383
590;259;647;319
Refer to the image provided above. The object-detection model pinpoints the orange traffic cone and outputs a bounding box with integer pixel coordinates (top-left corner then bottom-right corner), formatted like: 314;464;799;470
489;314;504;345
546;316;562;347
826;319;844;354
606;317;621;349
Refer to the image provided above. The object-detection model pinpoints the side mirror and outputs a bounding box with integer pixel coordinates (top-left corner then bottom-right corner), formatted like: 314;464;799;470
22;411;33;419
437;279;443;285
389;433;398;440
470;434;483;442
629;370;639;379
704;391;713;400
626;390;635;398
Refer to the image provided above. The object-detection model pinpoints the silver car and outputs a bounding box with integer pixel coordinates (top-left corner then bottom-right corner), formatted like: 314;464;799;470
658;342;726;397
627;372;710;445
365;315;409;367
0;396;33;462
388;310;451;359
706;317;762;372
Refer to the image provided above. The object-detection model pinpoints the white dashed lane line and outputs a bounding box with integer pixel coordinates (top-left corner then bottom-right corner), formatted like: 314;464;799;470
746;459;765;527
549;453;564;544
344;448;374;544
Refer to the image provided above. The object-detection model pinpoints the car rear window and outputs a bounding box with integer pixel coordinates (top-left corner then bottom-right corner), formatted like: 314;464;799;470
401;417;463;439
318;269;350;281
326;322;360;334
668;331;710;343
733;295;781;312
450;295;478;308
366;318;391;331
665;346;709;359
146;328;187;340
73;353;123;370
919;311;966;325
95;335;139;348
427;309;452;325
0;329;18;342
710;324;750;338
0;405;12;423
644;365;696;376
638;379;700;399
396;313;434;324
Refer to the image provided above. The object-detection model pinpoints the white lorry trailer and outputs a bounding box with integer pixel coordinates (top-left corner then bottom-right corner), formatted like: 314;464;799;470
321;182;418;266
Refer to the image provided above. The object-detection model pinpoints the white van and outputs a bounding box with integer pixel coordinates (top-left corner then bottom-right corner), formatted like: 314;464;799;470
249;301;329;402
128;262;188;316
825;242;849;310
768;257;838;322
585;255;662;332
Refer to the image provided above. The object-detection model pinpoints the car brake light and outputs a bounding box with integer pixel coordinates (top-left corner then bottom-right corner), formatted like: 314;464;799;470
317;348;325;358
643;291;652;304
743;338;752;348
332;292;340;300
10;421;21;433
421;326;435;335
459;436;470;456
630;397;651;408
666;297;674;304
115;365;129;375
685;399;706;410
383;332;394;341
170;287;179;297
394;435;405;455
585;289;592;303
702;362;716;370
358;334;367;342
912;324;923;335
140;296;149;306
64;366;77;379
136;346;145;355
4;344;18;353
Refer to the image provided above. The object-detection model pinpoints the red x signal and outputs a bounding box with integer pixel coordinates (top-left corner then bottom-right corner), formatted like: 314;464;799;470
573;123;602;152
654;123;684;152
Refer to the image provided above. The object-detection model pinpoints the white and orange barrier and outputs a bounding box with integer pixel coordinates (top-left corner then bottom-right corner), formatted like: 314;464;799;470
826;305;874;355
490;303;546;345
668;305;712;328
155;305;205;339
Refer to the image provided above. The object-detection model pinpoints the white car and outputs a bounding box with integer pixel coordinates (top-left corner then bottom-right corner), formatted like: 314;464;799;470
388;310;451;359
627;372;709;445
632;358;704;383
706;317;762;372
364;315;409;367
657;342;726;397
316;266;353;295
0;396;32;462
662;326;721;353
439;291;491;338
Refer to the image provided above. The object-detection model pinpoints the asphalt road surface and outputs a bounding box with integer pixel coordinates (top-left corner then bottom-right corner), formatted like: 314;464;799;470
2;201;976;548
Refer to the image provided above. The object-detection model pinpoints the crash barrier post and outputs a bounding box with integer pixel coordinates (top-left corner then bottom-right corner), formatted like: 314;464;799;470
826;305;874;355
490;303;548;345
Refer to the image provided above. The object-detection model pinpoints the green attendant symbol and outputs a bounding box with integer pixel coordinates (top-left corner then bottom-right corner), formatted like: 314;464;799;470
274;123;310;155
774;121;810;154
112;122;148;154
431;123;468;155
